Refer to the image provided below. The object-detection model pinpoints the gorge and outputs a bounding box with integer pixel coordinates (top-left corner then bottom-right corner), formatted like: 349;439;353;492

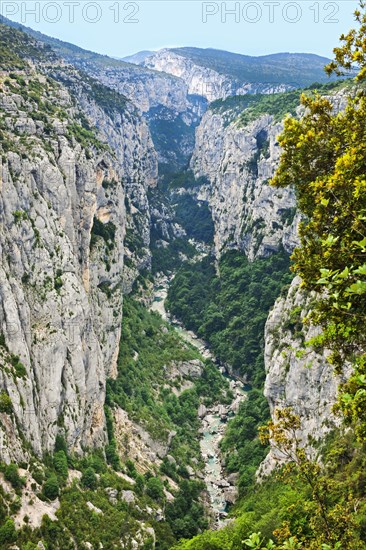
0;10;365;550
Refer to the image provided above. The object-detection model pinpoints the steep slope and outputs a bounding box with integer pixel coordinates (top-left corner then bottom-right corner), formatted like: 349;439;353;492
144;49;293;102
169;48;335;86
122;50;155;64
189;83;352;260
0;23;157;461
259;277;350;476
190;95;300;259
143;48;338;101
0;16;188;114
0;16;361;550
1;16;207;172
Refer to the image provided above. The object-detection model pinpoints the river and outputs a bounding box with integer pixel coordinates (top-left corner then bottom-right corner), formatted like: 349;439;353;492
150;275;247;525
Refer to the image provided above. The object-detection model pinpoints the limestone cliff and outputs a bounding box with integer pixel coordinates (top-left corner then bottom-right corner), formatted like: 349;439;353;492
0;30;157;461
144;49;306;102
190;108;299;259
0;15;190;115
259;277;350;476
257;86;353;474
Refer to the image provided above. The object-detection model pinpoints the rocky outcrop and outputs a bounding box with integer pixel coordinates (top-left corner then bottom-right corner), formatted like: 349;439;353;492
113;407;174;472
200;380;246;519
1;15;190;114
257;87;354;476
166;359;204;379
144;50;294;102
82;63;189;114
0;57;157;460
50;66;158;292
191;109;299;259
259;277;350;476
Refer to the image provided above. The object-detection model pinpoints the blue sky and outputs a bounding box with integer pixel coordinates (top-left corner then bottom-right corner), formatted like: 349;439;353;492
1;1;359;59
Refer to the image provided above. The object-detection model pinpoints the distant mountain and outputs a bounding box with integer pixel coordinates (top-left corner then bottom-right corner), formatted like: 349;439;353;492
145;47;339;88
0;15;188;113
0;15;148;72
122;50;155;64
1;16;344;99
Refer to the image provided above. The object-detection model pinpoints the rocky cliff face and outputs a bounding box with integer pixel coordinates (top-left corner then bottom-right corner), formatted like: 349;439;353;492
256;86;353;475
144;49;293;102
259;277;350;476
0;53;157;461
0;15;191;115
79;63;189;114
190;109;299;259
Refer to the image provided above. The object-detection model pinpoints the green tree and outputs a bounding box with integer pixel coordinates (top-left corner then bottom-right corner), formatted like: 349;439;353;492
53;450;68;484
259;409;359;547
43;474;60;500
4;463;23;490
81;467;97;490
271;2;366;440
0;518;16;544
0;391;12;414
54;434;67;454
146;477;164;501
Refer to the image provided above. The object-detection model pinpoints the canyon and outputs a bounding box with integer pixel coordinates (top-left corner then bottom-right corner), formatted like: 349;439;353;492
0;17;353;549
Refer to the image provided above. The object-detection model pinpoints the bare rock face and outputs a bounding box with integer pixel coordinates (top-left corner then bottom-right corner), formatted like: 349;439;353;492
0;64;157;461
258;277;351;477
167;359;204;379
113;408;170;472
191;110;299;259
256;88;354;477
81;63;189;114
144;50;293;102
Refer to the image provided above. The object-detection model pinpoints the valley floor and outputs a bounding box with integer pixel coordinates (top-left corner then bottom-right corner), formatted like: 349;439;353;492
150;274;247;526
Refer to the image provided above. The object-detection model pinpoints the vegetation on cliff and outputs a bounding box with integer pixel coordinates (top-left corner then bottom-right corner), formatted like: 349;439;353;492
173;4;366;548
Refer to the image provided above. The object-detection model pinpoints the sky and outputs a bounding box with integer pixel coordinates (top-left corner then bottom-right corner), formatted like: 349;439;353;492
0;0;360;59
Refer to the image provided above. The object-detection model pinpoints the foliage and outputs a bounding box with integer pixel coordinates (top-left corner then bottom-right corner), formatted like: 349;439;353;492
105;295;230;544
167;170;209;190
146;477;164;500
148;108;197;172
81;467;98;490
0;519;16;545
211;81;354;128
270;2;366;441
81;72;128;116
220;390;270;492
173;425;366;548
325;1;366;80
167;250;292;384
173;194;214;244
54;435;67;454
174;12;366;549
236;91;301;127
258;410;366;548
107;296;228;453
166;251;291;493
165;479;208;540
3;464;23;491
67;122;108;152
9;354;26;378
0;22;53;69
53;451;68;484
151;237;197;275
90;217;116;249
43;475;60;500
0;391;12;414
